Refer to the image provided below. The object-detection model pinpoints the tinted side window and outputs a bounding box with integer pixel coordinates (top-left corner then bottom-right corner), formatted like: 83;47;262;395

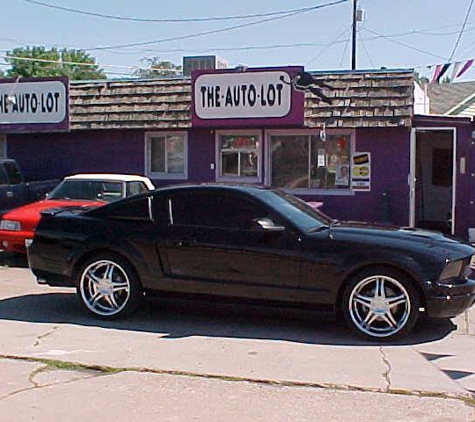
126;182;149;197
107;197;151;221
170;191;268;230
4;161;22;184
151;195;168;224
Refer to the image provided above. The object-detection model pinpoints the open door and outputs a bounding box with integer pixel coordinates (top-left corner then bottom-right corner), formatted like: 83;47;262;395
410;128;456;235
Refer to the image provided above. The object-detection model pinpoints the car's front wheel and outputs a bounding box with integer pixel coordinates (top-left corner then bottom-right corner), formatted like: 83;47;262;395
342;267;420;341
76;254;142;319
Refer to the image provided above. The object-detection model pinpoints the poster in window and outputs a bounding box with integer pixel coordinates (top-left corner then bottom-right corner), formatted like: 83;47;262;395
351;152;371;191
335;165;350;186
317;149;326;167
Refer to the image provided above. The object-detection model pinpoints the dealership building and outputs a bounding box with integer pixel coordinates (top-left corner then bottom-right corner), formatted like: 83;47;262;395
0;64;474;239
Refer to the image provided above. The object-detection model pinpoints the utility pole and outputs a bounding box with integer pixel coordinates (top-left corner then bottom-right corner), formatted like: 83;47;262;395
351;0;357;70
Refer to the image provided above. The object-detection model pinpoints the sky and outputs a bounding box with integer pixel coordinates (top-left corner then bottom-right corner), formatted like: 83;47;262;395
2;0;475;81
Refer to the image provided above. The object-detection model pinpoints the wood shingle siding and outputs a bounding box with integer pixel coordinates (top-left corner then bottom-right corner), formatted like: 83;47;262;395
69;70;414;130
304;70;414;127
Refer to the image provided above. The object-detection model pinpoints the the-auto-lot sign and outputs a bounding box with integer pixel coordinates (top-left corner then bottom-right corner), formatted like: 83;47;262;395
0;77;69;132
191;67;304;128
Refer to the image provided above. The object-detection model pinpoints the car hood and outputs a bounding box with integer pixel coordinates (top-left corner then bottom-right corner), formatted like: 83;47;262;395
332;221;457;242
329;221;474;259
1;199;104;231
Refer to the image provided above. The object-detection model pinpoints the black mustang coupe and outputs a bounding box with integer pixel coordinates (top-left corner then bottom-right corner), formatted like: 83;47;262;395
28;184;475;341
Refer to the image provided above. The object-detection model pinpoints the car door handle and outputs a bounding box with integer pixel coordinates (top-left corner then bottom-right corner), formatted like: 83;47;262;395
173;239;196;247
6;191;13;197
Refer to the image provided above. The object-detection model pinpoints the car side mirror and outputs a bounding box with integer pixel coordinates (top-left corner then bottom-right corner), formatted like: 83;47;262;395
254;217;285;232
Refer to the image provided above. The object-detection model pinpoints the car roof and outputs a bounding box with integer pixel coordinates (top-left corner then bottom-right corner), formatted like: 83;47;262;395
153;183;269;197
64;174;155;188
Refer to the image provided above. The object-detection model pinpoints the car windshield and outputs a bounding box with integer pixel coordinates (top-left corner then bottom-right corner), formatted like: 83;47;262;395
255;189;334;232
48;180;123;203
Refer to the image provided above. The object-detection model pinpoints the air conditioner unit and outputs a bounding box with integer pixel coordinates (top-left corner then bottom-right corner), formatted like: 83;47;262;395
183;56;228;76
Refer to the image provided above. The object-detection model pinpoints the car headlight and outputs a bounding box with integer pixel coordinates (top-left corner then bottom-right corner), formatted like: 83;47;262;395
0;220;22;231
439;260;463;281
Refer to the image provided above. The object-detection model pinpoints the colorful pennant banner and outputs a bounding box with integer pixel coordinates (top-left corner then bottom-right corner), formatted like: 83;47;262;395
429;59;474;83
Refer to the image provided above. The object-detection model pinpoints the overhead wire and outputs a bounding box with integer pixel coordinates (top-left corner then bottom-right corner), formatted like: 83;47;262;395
361;27;449;61
3;16;475;58
0;53;138;71
83;0;348;52
359;27;375;68
0;59;130;76
17;0;345;23
448;0;474;61
306;25;352;66
339;31;352;68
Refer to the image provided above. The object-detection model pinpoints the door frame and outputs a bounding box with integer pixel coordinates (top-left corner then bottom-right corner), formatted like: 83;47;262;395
409;127;457;235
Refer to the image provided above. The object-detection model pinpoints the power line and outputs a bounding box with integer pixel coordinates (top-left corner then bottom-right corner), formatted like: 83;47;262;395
339;32;352;68
83;0;348;51
0;53;139;71
18;0;344;23
449;0;474;61
3;18;475;58
0;60;130;76
306;25;351;66
359;30;375;68
361;27;449;61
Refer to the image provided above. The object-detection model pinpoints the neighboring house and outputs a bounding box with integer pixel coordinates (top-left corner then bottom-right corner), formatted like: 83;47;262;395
428;80;475;117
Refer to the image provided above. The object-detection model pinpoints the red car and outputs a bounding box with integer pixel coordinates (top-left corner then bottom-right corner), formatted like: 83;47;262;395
0;174;155;253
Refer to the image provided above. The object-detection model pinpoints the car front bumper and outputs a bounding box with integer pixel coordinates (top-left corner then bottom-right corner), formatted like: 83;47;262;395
425;278;475;318
0;230;33;253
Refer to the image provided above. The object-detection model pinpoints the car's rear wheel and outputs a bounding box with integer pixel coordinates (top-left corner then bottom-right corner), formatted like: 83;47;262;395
76;254;142;319
342;267;420;341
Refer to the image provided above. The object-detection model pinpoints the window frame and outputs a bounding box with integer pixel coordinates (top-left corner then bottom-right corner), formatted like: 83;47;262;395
145;131;188;180
215;130;263;183
0;135;6;158
265;128;356;196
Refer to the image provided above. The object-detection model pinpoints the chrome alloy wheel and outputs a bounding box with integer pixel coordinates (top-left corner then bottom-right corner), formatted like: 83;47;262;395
79;260;131;316
348;275;411;338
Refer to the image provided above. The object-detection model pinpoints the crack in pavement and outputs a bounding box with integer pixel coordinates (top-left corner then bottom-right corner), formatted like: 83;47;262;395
379;346;392;392
465;311;471;335
33;326;59;347
1;353;474;408
0;358;108;403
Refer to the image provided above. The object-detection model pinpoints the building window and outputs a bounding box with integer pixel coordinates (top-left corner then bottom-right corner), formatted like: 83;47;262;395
216;131;261;182
145;132;187;179
269;132;352;190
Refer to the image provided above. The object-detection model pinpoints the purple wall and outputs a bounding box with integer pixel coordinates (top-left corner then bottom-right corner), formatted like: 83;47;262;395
7;128;217;186
8;130;145;180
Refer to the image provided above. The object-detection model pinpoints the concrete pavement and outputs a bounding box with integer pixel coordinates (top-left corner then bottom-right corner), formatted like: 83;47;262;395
0;263;474;421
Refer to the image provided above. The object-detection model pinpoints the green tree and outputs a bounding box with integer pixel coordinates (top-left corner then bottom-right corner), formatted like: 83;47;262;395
134;57;182;78
5;46;106;80
414;71;429;85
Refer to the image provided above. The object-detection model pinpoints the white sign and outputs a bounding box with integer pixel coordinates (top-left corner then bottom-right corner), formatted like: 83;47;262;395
194;71;292;119
351;152;371;191
0;80;67;125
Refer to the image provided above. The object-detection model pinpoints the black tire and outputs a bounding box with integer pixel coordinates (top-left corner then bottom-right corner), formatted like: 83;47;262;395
75;253;143;319
341;266;420;342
